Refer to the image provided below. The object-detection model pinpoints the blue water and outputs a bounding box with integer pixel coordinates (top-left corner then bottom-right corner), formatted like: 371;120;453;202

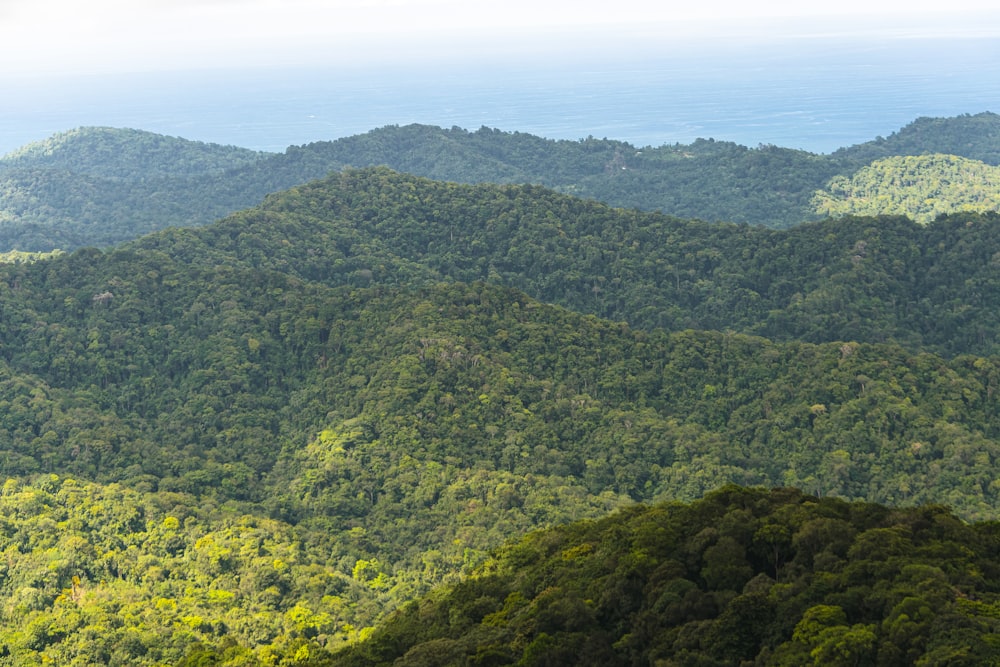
2;35;999;156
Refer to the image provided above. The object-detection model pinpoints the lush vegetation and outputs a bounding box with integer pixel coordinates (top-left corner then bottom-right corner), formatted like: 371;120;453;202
0;475;367;666
300;126;842;227
0;165;999;662
0;127;279;250
832;112;1000;166
813;153;1000;223
121;166;1000;358
0;249;62;264
328;486;1000;667
0;127;268;179
2;112;999;252
1;113;1000;663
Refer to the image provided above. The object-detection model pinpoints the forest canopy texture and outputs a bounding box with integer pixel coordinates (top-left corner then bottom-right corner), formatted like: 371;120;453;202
1;112;999;251
0;115;999;664
329;486;1000;667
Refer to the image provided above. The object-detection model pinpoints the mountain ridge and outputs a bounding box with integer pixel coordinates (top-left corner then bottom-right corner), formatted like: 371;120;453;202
0;117;1000;663
0;126;268;179
0;112;998;251
113;166;1000;357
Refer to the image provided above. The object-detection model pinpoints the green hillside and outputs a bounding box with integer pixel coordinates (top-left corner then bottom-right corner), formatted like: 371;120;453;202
2;169;1000;663
125;167;1000;357
0;127;268;179
0;127;833;251
0;110;989;667
2;112;999;252
813;153;1000;223
0;127;281;250
297;125;840;227
328;487;1000;667
833;112;1000;166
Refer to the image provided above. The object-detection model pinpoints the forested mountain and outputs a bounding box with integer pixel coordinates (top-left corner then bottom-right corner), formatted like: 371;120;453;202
123;167;1000;358
0;128;280;250
832;112;1000;166
1;112;998;251
3;167;1000;663
288;125;841;228
0;127;268;182
0;127;267;179
813;153;1000;223
328;487;1000;666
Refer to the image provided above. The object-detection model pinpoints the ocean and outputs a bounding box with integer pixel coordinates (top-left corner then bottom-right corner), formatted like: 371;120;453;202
2;35;999;157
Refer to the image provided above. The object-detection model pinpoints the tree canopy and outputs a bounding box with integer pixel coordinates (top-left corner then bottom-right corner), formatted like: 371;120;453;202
0;119;999;663
328;487;1000;666
813;154;1000;223
2;112;999;251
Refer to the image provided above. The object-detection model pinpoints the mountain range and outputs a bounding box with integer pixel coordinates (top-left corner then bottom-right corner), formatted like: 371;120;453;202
0;114;999;664
1;112;999;251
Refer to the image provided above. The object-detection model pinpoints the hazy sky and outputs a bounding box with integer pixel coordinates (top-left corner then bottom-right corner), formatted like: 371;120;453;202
3;0;1000;76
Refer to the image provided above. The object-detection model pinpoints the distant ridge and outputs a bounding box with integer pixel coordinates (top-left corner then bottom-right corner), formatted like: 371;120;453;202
832;111;1000;165
1;112;999;251
0;126;268;179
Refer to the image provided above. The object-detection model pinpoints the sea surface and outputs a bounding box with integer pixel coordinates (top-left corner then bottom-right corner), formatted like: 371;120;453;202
2;35;999;157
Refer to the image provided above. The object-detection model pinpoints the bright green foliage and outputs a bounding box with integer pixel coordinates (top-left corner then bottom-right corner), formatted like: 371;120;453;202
813;154;1000;223
0;249;63;264
327;488;1000;666
0;476;369;666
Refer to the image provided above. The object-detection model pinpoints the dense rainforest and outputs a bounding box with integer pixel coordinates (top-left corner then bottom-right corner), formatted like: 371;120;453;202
328;486;1000;666
0;161;999;663
0;127;268;179
1;113;1000;664
812;153;1000;223
2;112;1000;251
124;166;1000;357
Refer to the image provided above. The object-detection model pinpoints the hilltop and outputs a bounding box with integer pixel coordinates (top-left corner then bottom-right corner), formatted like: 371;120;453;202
1;112;998;251
0;126;267;179
832;112;1000;165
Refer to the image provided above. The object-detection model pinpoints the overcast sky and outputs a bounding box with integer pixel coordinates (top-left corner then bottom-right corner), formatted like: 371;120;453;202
2;0;999;76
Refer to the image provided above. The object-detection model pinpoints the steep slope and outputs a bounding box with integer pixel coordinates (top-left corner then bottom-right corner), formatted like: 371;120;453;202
328;487;1000;667
813;154;1000;223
